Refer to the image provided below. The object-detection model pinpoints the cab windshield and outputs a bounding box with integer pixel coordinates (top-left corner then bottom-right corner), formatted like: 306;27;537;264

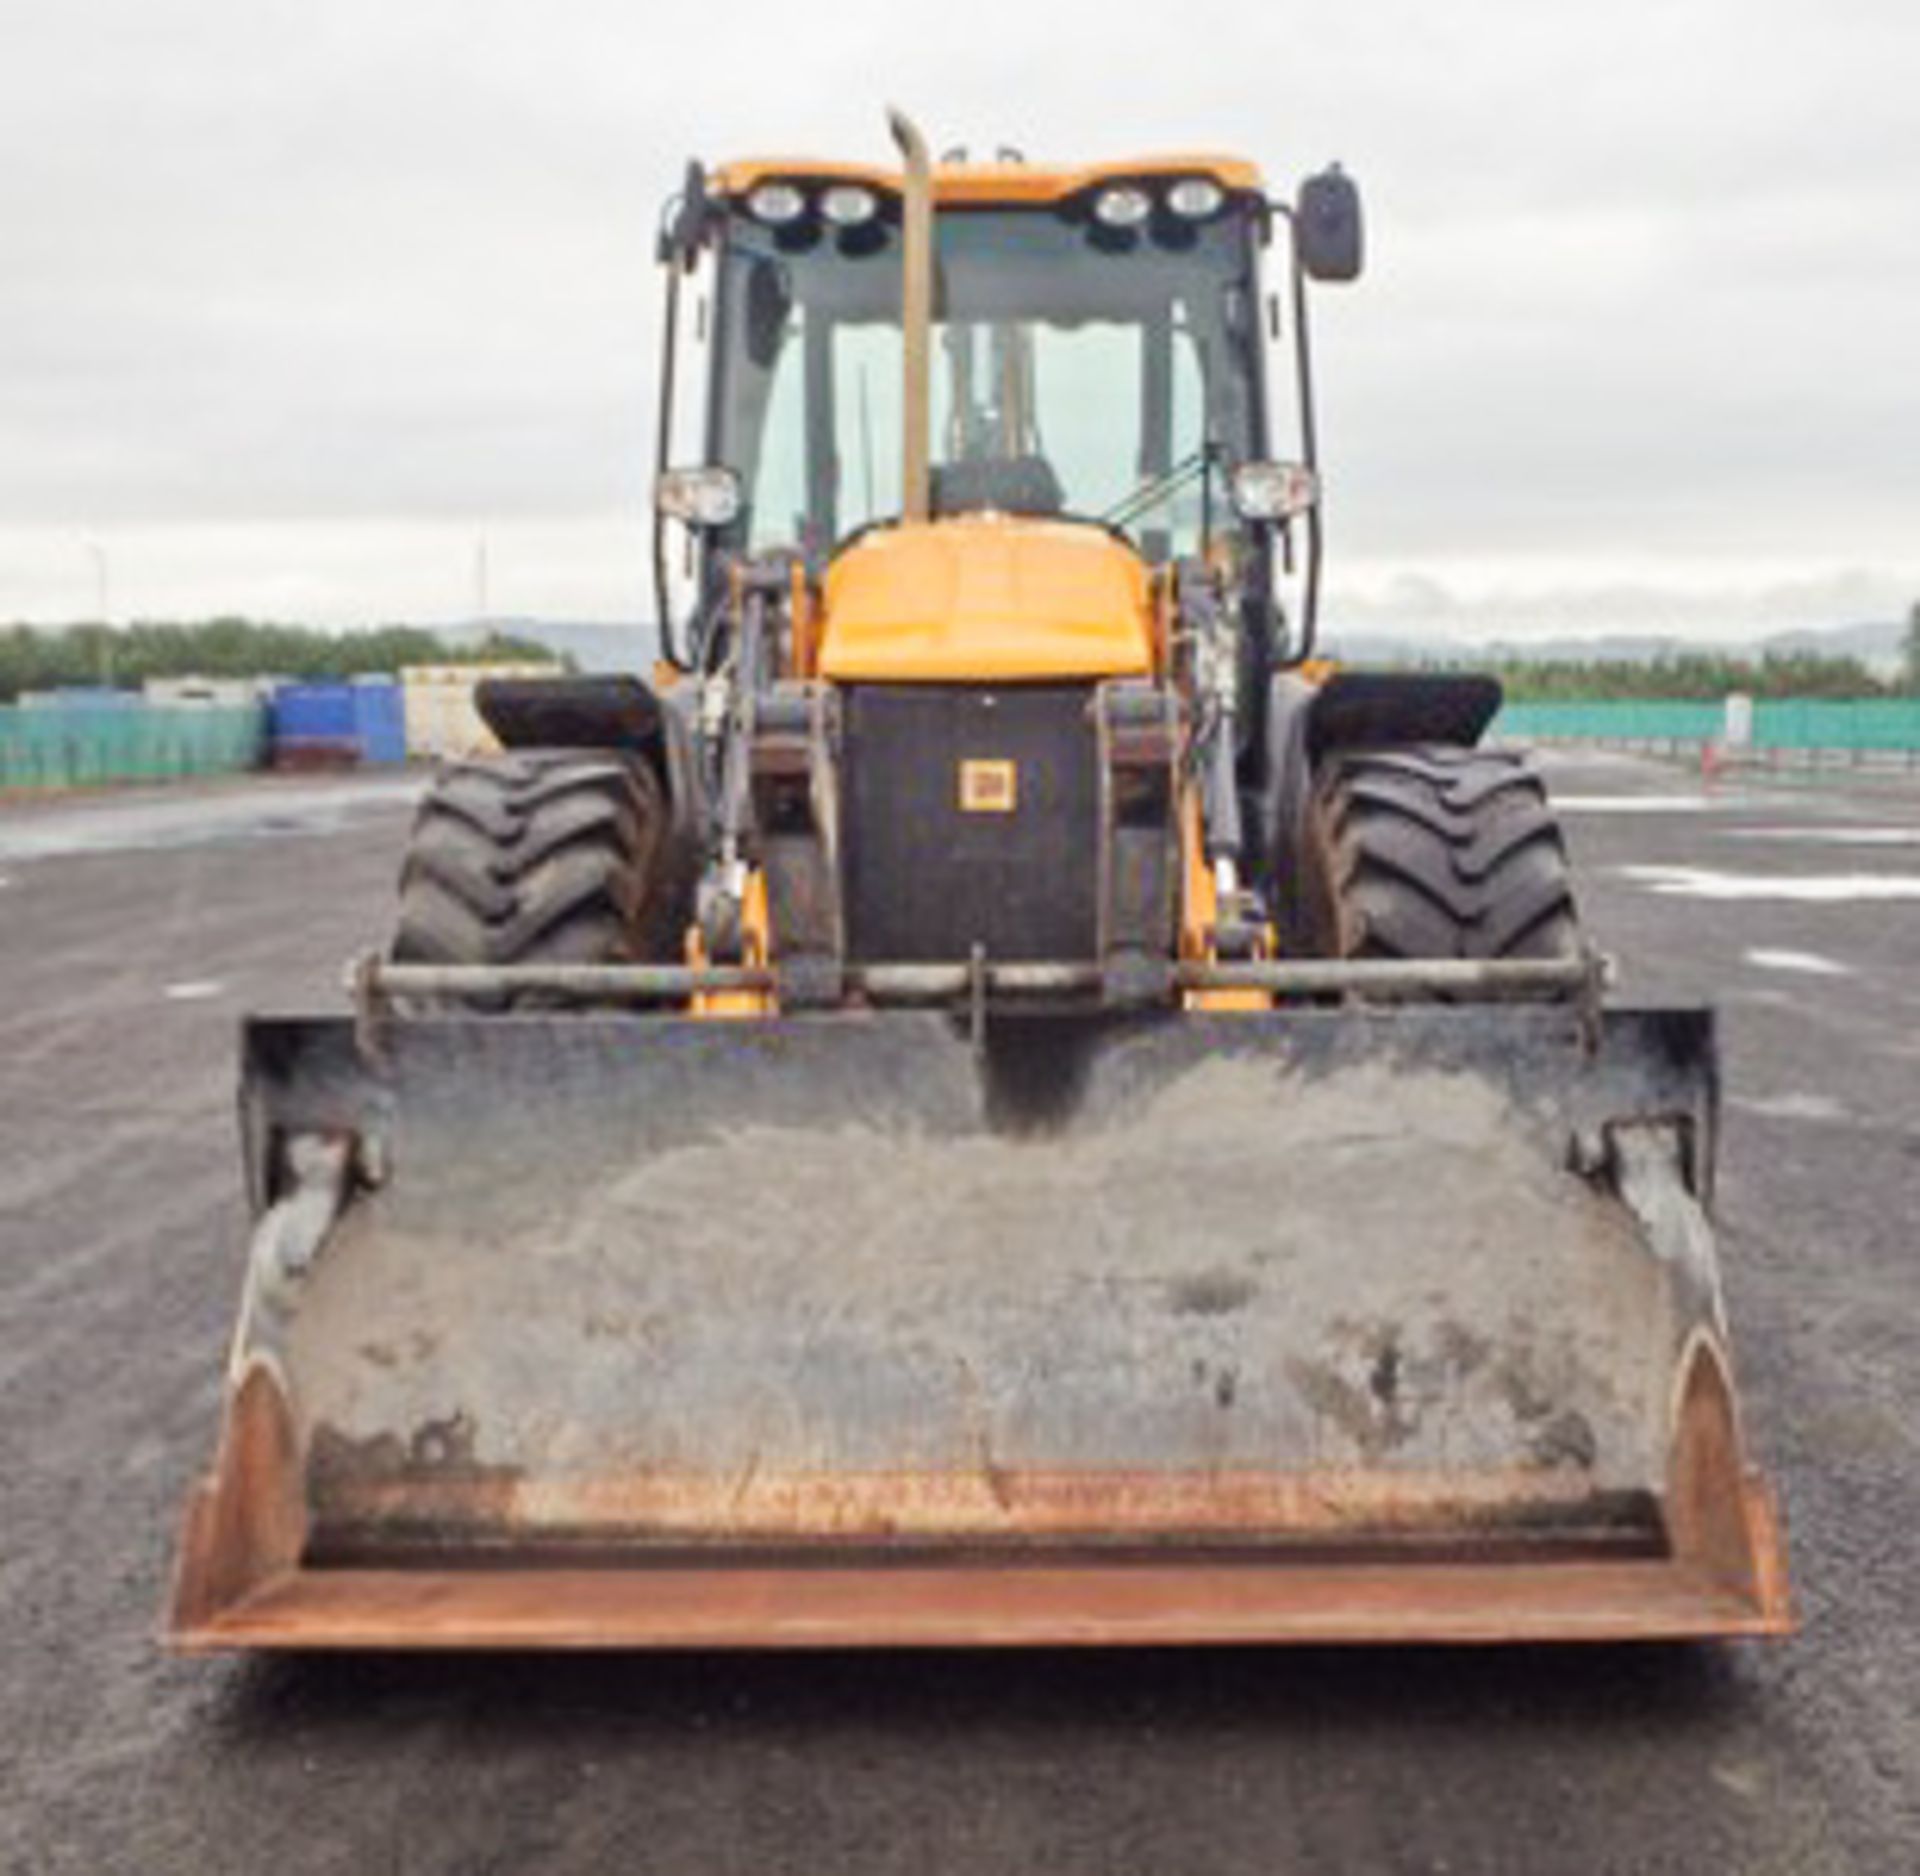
712;202;1263;564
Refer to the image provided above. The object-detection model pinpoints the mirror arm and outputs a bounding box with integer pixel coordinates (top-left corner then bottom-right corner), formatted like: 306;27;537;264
1266;202;1322;667
1291;240;1323;666
652;250;688;671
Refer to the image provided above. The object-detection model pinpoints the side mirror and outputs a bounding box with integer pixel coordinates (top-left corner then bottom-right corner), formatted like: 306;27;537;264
656;466;742;529
1230;460;1319;523
657;159;711;268
1296;166;1363;282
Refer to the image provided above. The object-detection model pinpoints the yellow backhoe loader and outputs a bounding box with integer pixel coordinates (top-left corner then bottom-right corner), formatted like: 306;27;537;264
167;114;1791;1648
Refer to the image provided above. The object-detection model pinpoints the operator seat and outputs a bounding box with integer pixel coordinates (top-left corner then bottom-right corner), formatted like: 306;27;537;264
930;454;1065;518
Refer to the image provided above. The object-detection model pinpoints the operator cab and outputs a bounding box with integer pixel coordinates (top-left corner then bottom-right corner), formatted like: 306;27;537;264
653;153;1362;679
712;161;1263;567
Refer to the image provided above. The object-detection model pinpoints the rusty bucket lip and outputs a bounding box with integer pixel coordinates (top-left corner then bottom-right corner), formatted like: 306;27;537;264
165;1363;1794;1652
167;1497;1794;1653
296;1471;1674;1555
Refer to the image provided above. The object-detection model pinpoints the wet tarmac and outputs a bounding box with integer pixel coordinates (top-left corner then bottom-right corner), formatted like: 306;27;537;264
2;752;1917;1874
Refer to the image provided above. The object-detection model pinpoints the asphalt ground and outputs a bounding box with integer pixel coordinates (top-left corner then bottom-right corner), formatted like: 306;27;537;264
1;752;1916;1875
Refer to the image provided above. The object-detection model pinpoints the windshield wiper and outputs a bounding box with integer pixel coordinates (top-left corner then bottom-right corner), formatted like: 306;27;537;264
1099;446;1213;533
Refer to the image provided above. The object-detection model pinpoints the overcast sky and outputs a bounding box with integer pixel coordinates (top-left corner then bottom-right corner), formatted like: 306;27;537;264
1;0;1915;641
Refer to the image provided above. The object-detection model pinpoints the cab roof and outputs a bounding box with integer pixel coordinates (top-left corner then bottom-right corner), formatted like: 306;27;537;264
709;153;1266;206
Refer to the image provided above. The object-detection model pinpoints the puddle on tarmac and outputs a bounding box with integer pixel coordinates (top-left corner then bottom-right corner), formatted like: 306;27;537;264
0;777;421;861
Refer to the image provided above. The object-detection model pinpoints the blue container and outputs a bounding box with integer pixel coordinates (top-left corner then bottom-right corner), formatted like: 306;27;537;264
350;679;407;765
269;679;406;766
270;682;358;746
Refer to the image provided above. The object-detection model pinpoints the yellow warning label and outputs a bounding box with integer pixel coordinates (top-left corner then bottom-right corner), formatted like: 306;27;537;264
958;758;1018;813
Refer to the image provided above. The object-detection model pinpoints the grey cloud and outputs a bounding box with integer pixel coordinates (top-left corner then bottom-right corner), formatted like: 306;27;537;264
1;0;1915;630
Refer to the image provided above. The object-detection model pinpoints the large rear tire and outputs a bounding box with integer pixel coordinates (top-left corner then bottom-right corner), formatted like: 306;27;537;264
392;750;682;1002
1299;745;1581;972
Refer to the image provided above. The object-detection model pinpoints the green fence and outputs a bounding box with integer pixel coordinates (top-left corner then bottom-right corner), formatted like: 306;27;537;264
1494;697;1920;756
0;704;266;791
1494;700;1725;744
1750;698;1920;751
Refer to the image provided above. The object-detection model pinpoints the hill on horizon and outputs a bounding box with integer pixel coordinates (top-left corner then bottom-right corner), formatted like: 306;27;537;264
449;612;1908;677
1319;616;1905;671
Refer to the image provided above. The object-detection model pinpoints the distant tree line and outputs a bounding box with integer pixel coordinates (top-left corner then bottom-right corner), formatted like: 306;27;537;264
1442;601;1920;701
8;608;1916;705
0;618;560;702
1472;650;1903;703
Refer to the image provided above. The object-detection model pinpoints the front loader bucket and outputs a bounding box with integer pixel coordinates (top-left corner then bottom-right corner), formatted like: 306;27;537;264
168;1006;1790;1648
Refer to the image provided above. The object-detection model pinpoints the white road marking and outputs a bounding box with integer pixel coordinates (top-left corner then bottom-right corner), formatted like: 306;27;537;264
1619;864;1920;901
1710;1757;1768;1802
1744;948;1852;977
163;979;226;1001
1726;826;1920;846
1551;795;1722;813
1730;1091;1850;1123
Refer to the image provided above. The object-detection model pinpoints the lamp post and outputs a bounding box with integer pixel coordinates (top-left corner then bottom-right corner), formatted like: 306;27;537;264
84;541;113;685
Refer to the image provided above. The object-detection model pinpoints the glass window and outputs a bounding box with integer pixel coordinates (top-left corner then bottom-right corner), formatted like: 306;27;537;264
750;308;809;550
831;322;902;544
714;204;1259;562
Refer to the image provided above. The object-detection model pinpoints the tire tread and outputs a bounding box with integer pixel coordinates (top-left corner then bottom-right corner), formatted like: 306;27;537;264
390;750;677;1000
1308;744;1582;973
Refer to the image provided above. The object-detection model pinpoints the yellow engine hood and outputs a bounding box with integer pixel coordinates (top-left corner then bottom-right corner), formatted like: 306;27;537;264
818;517;1155;683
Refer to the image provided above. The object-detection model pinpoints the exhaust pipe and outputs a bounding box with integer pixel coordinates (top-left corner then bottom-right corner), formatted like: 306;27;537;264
887;107;933;524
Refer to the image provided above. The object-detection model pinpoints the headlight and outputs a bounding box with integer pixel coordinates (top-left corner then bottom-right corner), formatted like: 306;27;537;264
1230;460;1319;522
820;183;879;227
655;465;743;528
746;181;807;225
1167;177;1224;219
1092;184;1152;229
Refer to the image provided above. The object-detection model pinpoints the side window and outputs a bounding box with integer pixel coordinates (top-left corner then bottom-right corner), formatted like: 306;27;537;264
832;323;903;539
1167;317;1209;555
660;248;717;625
748;312;807;552
1026;323;1141;516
